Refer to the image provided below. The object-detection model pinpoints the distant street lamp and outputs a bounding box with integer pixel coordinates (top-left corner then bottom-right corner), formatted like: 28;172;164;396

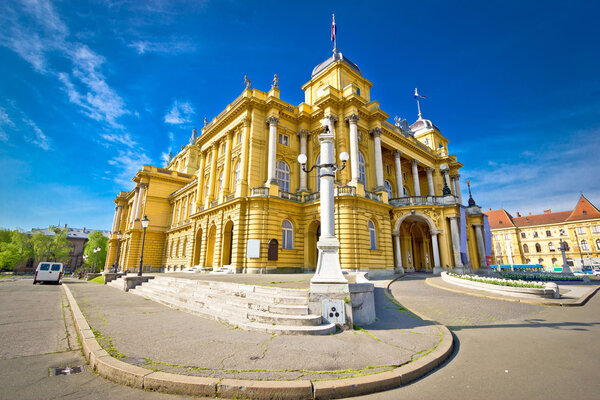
93;247;101;273
112;231;122;273
138;216;150;276
82;254;88;274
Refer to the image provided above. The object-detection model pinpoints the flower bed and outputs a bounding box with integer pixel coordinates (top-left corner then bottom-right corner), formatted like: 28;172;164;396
441;272;559;299
500;272;583;282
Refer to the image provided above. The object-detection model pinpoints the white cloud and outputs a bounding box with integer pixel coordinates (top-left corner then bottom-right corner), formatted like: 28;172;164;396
107;150;152;188
0;107;15;142
164;101;195;125
100;132;136;148
128;39;196;55
22;116;51;151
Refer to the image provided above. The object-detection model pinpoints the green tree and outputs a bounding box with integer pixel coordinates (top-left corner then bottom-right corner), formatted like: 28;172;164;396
83;231;108;272
0;230;33;270
31;227;72;263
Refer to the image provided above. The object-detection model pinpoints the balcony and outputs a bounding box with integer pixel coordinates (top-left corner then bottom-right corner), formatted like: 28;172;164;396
304;192;320;202
251;187;269;197
389;195;458;207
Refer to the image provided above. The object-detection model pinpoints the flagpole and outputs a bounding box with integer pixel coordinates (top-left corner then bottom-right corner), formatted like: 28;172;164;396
417;98;422;118
333;14;337;53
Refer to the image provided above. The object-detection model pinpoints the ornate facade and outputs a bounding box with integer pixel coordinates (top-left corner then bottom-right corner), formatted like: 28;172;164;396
485;195;600;269
105;50;489;276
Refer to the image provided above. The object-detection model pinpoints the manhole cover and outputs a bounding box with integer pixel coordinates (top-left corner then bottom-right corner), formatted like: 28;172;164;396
50;366;84;376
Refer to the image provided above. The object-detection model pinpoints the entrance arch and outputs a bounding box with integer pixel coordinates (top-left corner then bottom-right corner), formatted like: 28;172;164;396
394;212;440;272
205;225;216;268
192;228;202;267
221;220;234;266
305;220;320;269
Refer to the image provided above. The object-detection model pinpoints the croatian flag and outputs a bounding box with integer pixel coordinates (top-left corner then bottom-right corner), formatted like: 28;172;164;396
414;88;426;99
331;14;337;42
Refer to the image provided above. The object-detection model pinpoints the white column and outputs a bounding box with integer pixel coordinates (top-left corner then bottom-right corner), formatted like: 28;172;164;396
474;224;488;269
443;169;452;193
411;159;421;196
130;187;139;223
115;205;123;233
452;175;463;204
311;123;347;285
135;183;147;220
393;233;404;274
297;129;309;192
449;216;464;270
371;128;384;189
346;114;360;184
266;116;279;185
432;233;442;275
393;150;404;197
426;167;435;196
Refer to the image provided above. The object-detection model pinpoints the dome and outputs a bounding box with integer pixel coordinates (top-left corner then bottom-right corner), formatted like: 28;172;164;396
311;51;361;78
410;116;439;133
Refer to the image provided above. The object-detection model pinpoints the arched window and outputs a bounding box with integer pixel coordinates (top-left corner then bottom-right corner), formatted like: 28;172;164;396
169;240;174;257
358;152;366;186
368;220;377;250
581;240;589;251
182;199;188;220
523;244;529;253
233;161;241;188
276;161;290;192
551;258;557;266
596;239;600;250
176;239;180;257
204;176;210;201
525;258;531;264
403;186;409;196
563;242;570;251
237;131;243;145
218;170;224;193
182;238;187;257
535;243;542;253
538;258;544;265
384;181;393;199
282;220;293;249
548;242;555;251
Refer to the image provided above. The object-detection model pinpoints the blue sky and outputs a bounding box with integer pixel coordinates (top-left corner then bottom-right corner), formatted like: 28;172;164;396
1;0;599;231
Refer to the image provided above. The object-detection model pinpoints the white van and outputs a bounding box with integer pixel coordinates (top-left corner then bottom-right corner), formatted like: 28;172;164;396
33;262;64;285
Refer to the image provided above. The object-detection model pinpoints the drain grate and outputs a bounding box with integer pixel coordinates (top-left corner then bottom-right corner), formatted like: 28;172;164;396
50;366;84;376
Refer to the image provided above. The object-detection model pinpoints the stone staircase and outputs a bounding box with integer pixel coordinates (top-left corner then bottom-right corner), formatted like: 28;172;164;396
123;276;336;335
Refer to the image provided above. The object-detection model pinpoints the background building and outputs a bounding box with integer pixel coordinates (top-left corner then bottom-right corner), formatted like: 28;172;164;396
105;49;490;276
484;195;600;269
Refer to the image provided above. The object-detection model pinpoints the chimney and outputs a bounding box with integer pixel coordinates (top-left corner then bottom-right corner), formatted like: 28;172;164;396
516;212;521;217
64;223;67;228
529;212;532;216
543;209;552;214
488;208;492;211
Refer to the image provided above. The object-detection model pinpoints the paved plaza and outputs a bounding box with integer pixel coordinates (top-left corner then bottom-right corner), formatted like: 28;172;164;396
1;274;599;399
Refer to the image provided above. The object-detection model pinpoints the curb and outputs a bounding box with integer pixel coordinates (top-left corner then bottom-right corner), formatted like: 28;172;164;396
425;278;600;307
63;282;453;399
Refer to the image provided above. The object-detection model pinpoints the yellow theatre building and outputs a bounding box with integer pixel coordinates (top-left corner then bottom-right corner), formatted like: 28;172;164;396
105;49;490;277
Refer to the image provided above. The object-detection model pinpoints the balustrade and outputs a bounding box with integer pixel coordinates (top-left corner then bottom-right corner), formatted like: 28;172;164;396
389;195;458;207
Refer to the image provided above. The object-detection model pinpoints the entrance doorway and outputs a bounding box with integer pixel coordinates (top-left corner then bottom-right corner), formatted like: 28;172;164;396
205;225;216;268
192;228;202;267
221;220;234;266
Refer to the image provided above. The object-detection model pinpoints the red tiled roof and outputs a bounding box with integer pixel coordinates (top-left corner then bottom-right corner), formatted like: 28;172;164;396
483;209;515;229
485;195;600;229
566;195;600;221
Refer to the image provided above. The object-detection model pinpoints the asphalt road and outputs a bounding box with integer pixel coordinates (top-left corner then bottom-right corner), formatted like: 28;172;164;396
356;274;600;400
0;277;198;400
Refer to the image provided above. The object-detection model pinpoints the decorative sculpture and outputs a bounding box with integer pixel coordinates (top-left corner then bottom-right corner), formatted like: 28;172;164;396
244;75;251;89
272;74;279;89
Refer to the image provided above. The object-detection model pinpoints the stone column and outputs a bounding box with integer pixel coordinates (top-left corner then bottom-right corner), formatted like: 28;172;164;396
452;175;463;204
393;150;404;197
411;159;421;196
449;216;465;272
266;116;279;185
432;233;443;275
346;114;360;184
130;187;139;224
297;129;309;192
443;169;452;193
426;167;435;197
239;117;251;196
222;131;233;196
371;128;384;189
135;183;147;220
393;233;404;274
195;152;206;210
474;224;489;270
111;206;119;233
311;123;347;285
207;144;217;203
114;205;123;233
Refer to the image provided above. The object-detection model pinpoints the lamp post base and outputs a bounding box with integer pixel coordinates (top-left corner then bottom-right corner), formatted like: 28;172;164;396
310;236;348;284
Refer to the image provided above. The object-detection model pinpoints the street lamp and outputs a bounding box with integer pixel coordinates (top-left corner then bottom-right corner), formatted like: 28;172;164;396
82;254;88;274
297;124;349;285
93;247;101;273
112;231;122;273
138;215;150;276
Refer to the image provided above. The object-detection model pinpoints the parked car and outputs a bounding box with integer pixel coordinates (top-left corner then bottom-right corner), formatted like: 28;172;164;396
33;262;64;285
593;269;600;276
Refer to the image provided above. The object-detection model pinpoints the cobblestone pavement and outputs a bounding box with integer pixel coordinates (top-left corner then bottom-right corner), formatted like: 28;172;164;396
389;274;545;329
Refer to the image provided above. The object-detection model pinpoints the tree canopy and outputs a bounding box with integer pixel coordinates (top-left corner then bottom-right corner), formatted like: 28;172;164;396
83;231;108;272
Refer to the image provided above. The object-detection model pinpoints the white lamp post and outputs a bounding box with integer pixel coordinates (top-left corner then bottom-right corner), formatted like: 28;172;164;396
298;125;349;285
138;215;150;276
93;247;101;273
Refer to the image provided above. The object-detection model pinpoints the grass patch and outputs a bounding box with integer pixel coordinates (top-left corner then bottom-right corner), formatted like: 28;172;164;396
448;273;545;288
90;275;104;284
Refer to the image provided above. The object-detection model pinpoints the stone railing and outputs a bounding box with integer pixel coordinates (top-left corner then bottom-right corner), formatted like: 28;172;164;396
210;200;219;207
304;192;320;202
389;195;458;207
279;191;302;202
365;191;382;202
226;193;235;202
251;187;269;197
335;186;356;196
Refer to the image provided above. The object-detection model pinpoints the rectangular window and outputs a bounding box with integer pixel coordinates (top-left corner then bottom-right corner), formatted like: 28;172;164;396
592;226;600;233
546;230;552;237
560;229;566;236
40;263;50;271
577;227;585;234
533;231;538;238
278;133;289;146
385;164;391;175
504;234;511;240
521;232;526;238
